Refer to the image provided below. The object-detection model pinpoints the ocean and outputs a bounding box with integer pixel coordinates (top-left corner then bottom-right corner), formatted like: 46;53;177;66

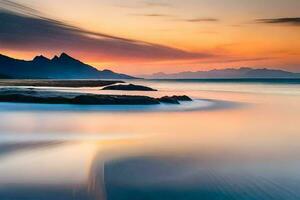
0;79;299;200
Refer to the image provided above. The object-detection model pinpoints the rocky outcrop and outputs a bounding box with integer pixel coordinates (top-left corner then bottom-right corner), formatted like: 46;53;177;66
157;95;193;104
0;89;192;105
171;95;193;101
102;84;157;91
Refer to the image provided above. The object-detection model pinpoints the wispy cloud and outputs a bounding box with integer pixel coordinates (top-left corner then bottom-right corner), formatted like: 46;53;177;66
143;1;172;8
130;13;219;23
0;0;211;61
255;17;300;26
129;13;172;18
184;18;219;23
115;0;172;9
174;56;275;65
212;57;275;64
0;0;39;14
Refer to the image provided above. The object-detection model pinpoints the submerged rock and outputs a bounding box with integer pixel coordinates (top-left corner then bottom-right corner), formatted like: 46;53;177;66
102;84;157;91
158;96;180;104
157;95;192;104
0;93;159;105
171;95;193;101
0;88;192;105
72;95;160;105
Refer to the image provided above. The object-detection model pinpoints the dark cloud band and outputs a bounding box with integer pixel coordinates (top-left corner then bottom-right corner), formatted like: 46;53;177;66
256;17;300;26
0;1;210;61
185;18;219;23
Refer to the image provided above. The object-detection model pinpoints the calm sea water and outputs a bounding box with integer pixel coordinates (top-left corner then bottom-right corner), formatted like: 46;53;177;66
0;79;300;200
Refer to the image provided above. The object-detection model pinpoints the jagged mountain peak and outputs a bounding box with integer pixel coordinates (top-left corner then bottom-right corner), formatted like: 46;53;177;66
59;52;73;59
51;53;73;60
0;53;136;79
52;55;59;61
50;52;81;64
33;55;50;62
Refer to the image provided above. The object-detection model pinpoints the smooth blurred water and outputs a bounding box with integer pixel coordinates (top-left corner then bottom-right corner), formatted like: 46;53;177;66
0;79;299;200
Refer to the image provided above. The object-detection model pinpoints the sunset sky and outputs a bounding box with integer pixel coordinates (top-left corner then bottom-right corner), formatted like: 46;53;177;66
0;0;300;75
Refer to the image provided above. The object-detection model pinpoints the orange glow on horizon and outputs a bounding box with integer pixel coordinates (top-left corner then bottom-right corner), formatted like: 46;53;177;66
1;0;299;74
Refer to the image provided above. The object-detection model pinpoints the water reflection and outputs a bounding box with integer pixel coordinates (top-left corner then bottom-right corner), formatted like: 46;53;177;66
0;80;299;199
103;156;300;200
0;142;98;200
1;137;300;200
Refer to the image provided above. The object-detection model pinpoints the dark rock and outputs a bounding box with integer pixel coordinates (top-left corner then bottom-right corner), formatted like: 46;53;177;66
71;95;159;105
171;95;193;101
157;95;193;104
72;95;101;104
0;89;160;105
0;94;69;104
158;96;180;104
102;84;157;91
0;89;192;105
0;74;11;79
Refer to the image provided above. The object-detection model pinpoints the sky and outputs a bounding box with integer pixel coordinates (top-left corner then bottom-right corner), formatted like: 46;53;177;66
0;0;300;75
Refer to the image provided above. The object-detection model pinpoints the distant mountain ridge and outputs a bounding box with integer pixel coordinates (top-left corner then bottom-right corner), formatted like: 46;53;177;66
142;67;300;79
0;53;135;79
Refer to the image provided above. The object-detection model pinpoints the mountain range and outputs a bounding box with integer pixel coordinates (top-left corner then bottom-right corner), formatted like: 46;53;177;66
1;53;299;80
0;53;135;79
141;67;300;79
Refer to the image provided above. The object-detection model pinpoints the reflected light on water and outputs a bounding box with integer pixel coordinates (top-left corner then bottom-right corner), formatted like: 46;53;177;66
0;80;299;199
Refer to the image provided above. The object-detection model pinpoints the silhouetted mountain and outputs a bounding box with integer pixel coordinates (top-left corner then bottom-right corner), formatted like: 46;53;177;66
0;53;135;79
142;67;300;79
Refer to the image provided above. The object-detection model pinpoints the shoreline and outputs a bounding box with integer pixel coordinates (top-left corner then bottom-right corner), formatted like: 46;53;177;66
0;80;124;88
